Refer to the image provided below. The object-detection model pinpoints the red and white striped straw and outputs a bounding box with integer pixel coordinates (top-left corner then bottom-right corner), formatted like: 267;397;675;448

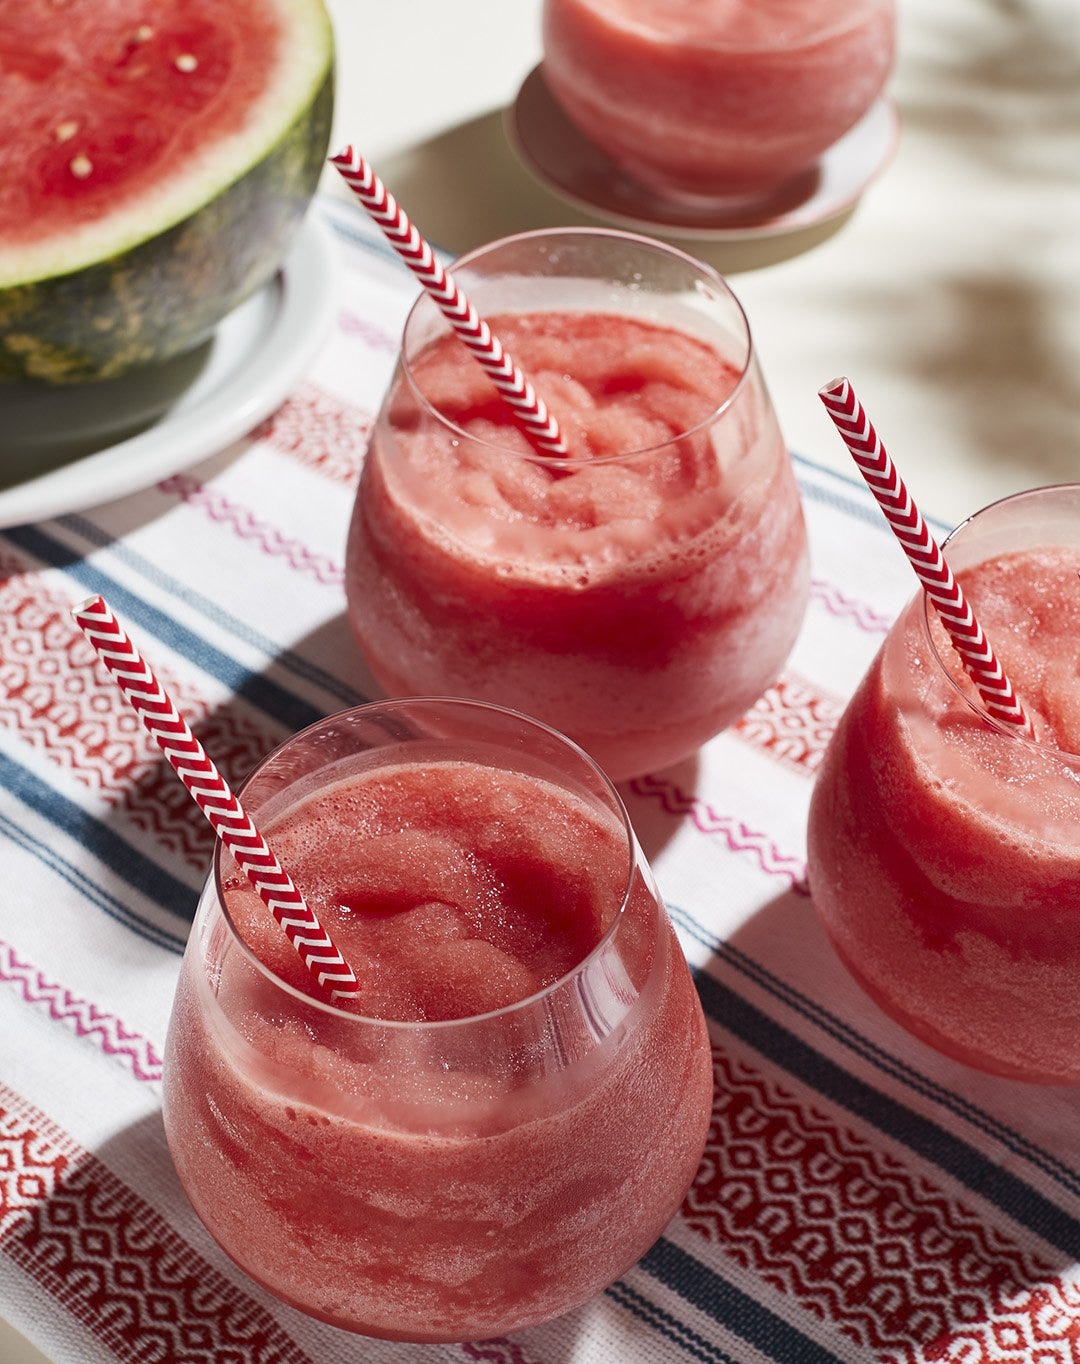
70;596;361;1001
330;145;568;458
819;377;1034;736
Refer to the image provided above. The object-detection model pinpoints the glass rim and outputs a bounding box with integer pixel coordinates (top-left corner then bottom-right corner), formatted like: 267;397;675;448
918;481;1080;755
211;693;641;1030
398;224;755;467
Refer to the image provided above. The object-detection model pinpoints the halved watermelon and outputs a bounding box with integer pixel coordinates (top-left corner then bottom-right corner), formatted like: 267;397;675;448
0;0;334;383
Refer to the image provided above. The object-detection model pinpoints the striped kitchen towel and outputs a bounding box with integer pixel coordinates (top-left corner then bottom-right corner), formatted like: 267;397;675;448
1;195;1078;1364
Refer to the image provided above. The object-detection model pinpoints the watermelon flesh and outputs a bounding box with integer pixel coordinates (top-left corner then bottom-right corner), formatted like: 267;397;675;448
0;0;334;381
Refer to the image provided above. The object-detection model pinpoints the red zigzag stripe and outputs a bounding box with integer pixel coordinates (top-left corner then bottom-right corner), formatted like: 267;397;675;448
819;378;1031;733
627;774;808;891
158;474;345;586
0;941;162;1084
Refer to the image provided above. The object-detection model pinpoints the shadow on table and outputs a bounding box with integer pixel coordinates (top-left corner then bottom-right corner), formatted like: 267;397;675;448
0;343;217;490
278;609;381;709
89;598;710;937
374;108;857;275
900;0;1080;178
865;273;1080;497
686;884;1080;1353
875;0;1080;494
618;754;702;864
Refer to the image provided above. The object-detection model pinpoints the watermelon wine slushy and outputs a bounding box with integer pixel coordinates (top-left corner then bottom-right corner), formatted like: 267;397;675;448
162;699;713;1341
345;229;809;781
807;487;1080;1083
542;0;896;203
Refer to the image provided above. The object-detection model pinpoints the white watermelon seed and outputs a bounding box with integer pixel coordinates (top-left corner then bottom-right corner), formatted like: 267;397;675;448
69;154;93;179
174;53;199;73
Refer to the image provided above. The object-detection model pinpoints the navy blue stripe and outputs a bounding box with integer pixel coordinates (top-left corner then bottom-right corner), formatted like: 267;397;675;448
791;450;953;538
0;750;196;925
320;198;421;270
606;1279;745;1364
693;967;1080;1260
718;933;1080;1201
641;1240;841;1364
0;813;185;955
669;902;1080;1204
2;523;325;734
61;515;366;713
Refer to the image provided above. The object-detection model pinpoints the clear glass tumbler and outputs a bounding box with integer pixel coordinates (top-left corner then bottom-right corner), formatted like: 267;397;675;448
345;227;809;782
807;485;1080;1083
162;697;714;1341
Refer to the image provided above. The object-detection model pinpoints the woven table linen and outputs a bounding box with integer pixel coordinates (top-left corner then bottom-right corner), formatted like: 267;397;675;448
1;197;1078;1364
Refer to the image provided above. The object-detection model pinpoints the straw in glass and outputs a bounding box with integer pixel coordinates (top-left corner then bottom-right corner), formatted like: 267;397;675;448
329;145;568;459
818;377;1034;736
70;595;361;1000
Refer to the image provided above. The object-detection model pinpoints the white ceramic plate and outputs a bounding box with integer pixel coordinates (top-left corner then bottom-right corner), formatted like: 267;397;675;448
0;213;338;529
505;65;900;242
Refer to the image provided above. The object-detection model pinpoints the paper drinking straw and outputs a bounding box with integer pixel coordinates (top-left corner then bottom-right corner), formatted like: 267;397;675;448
330;146;569;458
71;596;361;1001
818;377;1035;736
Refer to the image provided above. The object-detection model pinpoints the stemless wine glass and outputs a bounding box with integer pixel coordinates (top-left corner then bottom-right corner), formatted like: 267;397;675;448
345;227;809;783
541;0;896;207
807;485;1080;1083
162;697;714;1342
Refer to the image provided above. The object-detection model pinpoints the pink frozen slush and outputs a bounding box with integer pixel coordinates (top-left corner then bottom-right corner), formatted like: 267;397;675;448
808;544;1080;1082
346;310;809;781
543;0;895;200
163;756;713;1339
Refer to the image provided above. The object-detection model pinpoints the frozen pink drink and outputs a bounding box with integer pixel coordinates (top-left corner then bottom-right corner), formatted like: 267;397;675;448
163;699;713;1340
807;487;1080;1083
543;0;895;202
346;229;809;782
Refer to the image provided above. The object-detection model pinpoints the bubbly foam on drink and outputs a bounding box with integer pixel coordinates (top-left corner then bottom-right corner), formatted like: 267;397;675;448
404;310;733;456
916;547;1080;752
221;759;627;1021
934;547;1080;751
393;311;751;567
885;545;1080;861
349;305;807;779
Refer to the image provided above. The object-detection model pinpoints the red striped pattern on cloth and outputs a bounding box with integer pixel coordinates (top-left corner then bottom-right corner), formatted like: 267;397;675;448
0;1086;314;1364
684;1042;1080;1361
0;943;162;1085
734;674;845;775
0;556;283;870
3;206;1077;1364
250;381;372;486
9;936;1075;1364
0;1085;545;1364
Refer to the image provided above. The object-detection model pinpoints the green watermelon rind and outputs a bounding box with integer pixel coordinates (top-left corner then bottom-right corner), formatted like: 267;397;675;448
0;39;334;384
